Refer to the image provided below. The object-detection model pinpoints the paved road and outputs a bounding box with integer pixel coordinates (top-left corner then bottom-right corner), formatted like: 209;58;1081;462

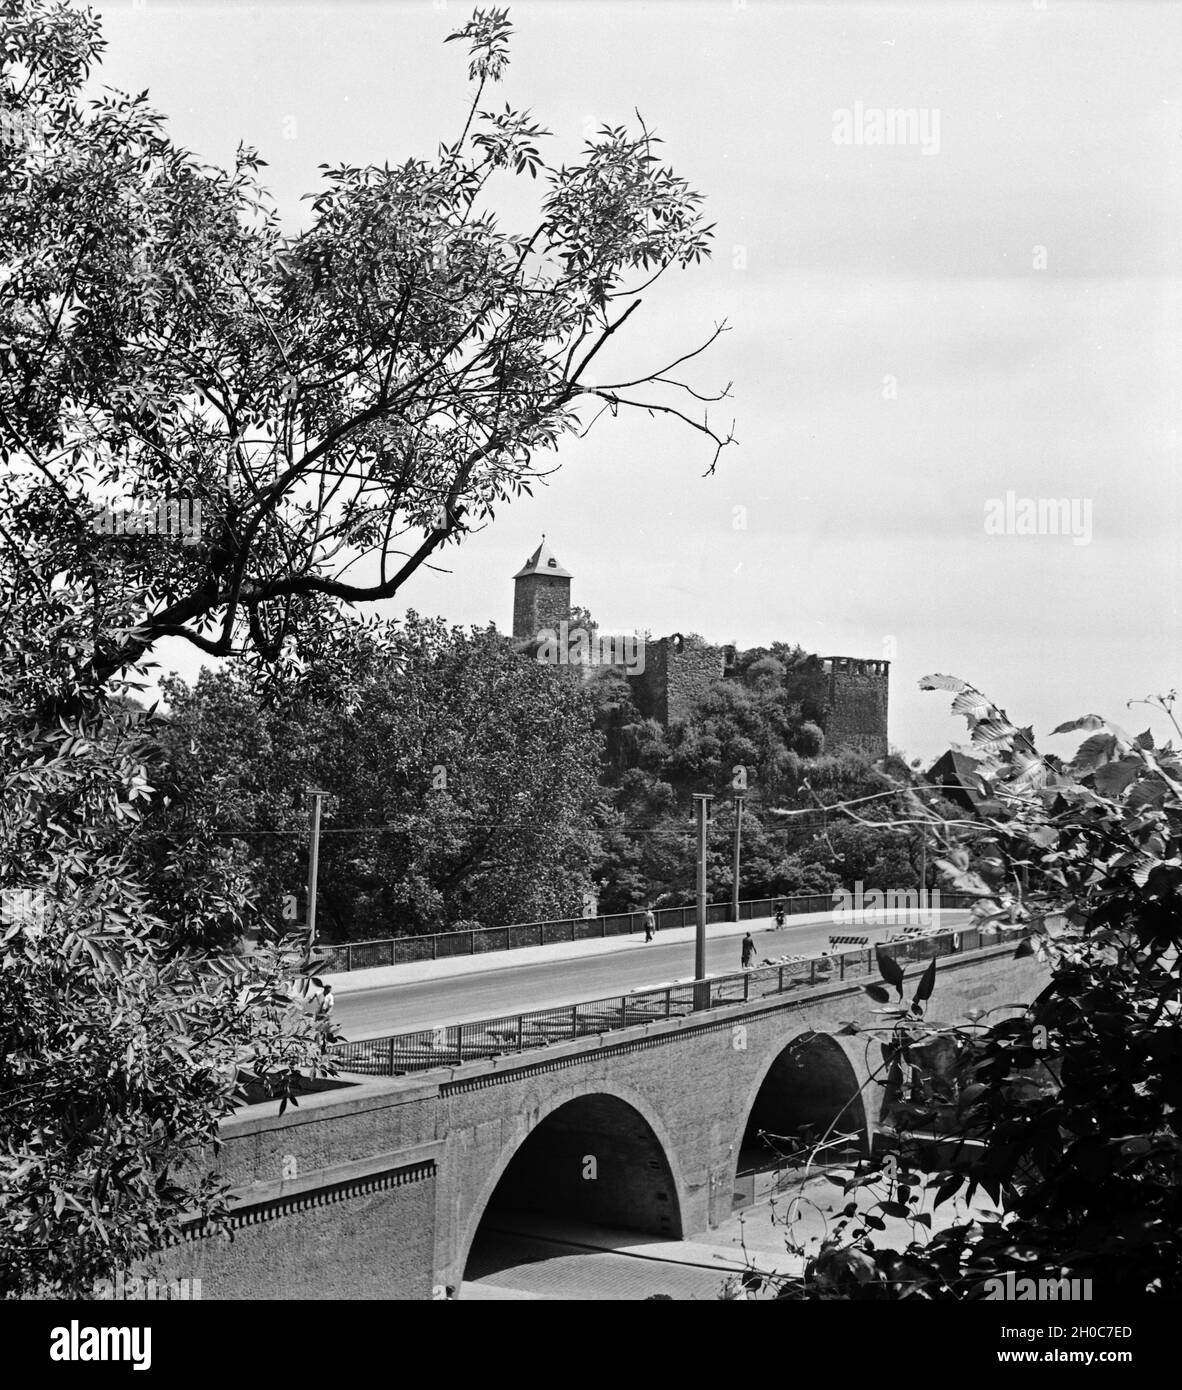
462;1162;997;1299
463;1230;735;1301
334;909;970;1039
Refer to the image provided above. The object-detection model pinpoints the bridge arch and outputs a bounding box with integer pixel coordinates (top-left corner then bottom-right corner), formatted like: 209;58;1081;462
735;1030;876;1187
457;1083;686;1285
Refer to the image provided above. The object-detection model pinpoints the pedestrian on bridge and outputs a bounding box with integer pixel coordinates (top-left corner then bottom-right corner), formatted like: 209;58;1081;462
643;907;656;943
741;932;756;969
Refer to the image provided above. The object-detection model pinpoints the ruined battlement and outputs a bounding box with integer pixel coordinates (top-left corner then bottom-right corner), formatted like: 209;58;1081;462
627;634;728;725
509;541;889;758
820;656;890;760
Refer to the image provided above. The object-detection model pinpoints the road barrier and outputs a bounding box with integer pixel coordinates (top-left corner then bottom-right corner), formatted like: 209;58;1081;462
331;920;1020;1079
319;890;980;974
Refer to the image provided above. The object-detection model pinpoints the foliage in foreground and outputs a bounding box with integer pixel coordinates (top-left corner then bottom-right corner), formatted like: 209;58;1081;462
0;570;334;1297
1;0;728;685
765;679;1181;1299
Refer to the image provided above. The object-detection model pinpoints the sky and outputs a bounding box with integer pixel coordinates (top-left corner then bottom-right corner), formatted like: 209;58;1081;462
93;0;1180;761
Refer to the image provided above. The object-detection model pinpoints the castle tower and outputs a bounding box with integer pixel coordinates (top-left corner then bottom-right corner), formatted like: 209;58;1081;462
628;634;729;725
512;537;572;640
820;656;890;760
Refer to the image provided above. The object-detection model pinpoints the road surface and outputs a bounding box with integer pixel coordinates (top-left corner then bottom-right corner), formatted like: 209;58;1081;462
334;909;971;1039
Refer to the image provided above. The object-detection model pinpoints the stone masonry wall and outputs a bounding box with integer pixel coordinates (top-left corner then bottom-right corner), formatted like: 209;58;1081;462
628;636;726;725
823;658;890;759
512;573;571;641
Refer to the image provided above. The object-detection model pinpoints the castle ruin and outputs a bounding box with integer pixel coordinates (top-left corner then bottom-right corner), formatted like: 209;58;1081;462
510;539;889;760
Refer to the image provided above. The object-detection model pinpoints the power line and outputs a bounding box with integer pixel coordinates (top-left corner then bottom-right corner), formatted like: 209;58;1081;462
199;778;958;840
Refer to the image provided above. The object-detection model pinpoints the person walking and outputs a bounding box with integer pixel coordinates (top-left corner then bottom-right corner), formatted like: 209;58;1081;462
774;902;785;927
741;932;756;969
643;907;656;943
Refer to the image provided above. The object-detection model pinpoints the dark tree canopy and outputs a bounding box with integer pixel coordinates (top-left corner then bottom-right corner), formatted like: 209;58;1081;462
0;0;731;685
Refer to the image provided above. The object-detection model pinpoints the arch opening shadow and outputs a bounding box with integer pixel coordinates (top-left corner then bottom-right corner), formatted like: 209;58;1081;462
463;1094;683;1286
736;1032;868;1206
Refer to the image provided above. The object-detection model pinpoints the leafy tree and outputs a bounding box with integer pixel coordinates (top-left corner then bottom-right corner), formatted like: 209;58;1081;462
160;615;607;938
585;644;928;911
0;574;331;1297
0;0;730;685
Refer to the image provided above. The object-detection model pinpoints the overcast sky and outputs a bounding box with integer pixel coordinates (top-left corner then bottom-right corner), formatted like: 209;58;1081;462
95;0;1180;761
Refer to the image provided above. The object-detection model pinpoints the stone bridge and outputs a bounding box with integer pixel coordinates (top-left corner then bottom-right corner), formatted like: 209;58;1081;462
160;939;1044;1299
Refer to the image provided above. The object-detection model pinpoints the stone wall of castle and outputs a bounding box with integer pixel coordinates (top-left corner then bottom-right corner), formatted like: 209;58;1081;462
822;658;890;760
507;550;888;757
512;574;571;641
628;636;727;725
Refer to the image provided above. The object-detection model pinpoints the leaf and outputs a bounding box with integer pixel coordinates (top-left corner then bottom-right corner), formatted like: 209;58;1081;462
875;946;905;994
951;688;996;723
863;984;891;1004
1050;715;1108;735
930;1175;965;1207
918;674;970;694
1093;757;1142;798
912;956;938;1005
1071;732;1119;775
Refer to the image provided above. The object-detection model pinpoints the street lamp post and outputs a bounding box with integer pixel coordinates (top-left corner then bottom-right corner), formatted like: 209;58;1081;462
306;788;327;952
693;793;714;1011
731;792;745;924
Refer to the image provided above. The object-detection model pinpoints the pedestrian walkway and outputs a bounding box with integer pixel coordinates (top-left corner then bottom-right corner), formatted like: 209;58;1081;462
462;1211;802;1300
462;1170;997;1299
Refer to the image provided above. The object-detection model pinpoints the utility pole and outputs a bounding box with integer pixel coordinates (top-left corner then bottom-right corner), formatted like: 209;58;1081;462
731;792;745;923
693;793;714;1011
306;788;326;952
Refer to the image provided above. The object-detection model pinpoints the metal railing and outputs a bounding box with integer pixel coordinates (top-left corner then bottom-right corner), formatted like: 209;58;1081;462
319;891;979;973
331;920;1016;1079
